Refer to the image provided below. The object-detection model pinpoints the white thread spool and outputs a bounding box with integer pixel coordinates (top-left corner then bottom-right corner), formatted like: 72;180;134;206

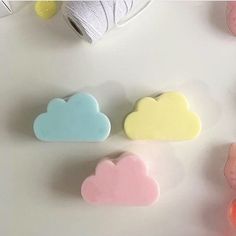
62;0;150;43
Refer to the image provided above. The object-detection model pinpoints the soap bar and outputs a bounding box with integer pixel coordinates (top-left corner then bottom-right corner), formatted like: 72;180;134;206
124;92;201;141
227;2;236;36
33;93;111;142
81;153;159;206
225;144;236;189
35;1;57;20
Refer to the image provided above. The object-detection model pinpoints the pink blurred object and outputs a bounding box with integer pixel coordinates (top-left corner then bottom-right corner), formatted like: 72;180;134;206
225;144;236;189
81;153;159;206
227;1;236;35
228;199;236;227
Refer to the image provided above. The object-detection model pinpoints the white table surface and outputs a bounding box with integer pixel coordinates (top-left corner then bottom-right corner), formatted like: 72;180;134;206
1;1;236;236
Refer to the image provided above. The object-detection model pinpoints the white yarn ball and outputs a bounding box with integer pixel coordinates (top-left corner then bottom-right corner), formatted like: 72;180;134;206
62;0;135;43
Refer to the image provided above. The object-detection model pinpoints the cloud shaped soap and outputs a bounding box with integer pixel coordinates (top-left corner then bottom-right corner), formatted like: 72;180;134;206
33;93;111;142
81;153;159;206
124;92;201;141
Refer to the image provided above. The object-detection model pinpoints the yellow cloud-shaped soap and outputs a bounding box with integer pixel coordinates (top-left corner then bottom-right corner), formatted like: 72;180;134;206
124;92;201;141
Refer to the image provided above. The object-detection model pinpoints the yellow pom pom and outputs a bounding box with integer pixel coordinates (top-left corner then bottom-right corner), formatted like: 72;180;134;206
35;1;57;20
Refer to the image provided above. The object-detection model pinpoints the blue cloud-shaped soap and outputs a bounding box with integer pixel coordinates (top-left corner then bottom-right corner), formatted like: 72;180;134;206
33;93;111;142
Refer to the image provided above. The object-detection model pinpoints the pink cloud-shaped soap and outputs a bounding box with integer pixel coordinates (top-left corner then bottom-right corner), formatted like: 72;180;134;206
81;153;159;206
225;144;236;189
227;2;236;35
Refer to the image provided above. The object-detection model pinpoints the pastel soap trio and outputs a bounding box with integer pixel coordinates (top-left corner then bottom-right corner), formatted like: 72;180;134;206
33;91;201;206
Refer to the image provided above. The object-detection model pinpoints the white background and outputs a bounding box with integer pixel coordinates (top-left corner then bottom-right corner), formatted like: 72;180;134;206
1;1;236;236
